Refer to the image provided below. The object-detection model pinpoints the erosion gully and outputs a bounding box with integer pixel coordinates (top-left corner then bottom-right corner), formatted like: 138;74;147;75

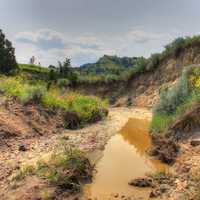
82;116;169;200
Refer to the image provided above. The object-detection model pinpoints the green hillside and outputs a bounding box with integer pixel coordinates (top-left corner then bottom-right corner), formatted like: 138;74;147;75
80;55;139;75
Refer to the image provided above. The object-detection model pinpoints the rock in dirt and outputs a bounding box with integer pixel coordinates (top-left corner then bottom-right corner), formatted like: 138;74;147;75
149;188;162;198
150;135;179;165
18;144;27;151
150;184;170;198
129;177;153;187
190;138;200;146
64;112;81;129
114;193;119;198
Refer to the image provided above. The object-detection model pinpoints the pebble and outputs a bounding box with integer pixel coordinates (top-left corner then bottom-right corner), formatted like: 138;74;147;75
18;144;27;151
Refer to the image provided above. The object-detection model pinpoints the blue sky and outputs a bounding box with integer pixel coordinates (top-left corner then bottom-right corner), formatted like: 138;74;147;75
1;0;200;66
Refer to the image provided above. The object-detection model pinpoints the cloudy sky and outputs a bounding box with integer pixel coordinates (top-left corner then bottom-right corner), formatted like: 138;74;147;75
1;0;200;66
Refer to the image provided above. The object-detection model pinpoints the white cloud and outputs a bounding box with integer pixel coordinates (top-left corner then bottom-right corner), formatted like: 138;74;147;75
16;29;65;43
127;29;165;43
14;28;175;66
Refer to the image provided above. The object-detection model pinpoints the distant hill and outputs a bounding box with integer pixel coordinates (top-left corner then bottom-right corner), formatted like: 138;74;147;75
80;55;139;75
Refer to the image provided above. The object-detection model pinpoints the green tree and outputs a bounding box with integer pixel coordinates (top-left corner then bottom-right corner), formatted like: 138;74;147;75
0;30;18;74
57;58;78;86
58;58;71;78
134;57;148;73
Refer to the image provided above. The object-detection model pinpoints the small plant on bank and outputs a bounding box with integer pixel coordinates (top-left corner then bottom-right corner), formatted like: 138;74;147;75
14;147;92;193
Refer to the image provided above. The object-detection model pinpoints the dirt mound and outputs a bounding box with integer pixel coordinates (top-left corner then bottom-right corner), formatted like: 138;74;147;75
129;177;153;187
169;104;200;140
150;135;180;164
3;98;63;138
0;98;65;193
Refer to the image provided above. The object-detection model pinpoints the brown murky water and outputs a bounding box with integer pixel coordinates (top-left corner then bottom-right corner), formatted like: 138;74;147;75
83;118;169;200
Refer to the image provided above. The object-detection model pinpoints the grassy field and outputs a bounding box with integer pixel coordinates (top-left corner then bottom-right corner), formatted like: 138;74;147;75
19;64;50;73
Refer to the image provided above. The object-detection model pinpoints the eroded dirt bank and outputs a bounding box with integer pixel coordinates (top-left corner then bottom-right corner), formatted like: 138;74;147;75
74;46;200;108
0;98;151;200
1;97;200;200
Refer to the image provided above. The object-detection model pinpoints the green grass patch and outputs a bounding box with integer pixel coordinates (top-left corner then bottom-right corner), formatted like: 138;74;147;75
0;76;108;127
0;76;47;103
150;113;175;134
19;64;50;74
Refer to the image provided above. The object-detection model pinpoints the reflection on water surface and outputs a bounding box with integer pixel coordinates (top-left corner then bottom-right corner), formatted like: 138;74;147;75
83;118;169;199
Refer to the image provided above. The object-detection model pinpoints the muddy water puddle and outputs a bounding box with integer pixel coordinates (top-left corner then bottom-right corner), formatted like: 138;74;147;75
83;118;169;200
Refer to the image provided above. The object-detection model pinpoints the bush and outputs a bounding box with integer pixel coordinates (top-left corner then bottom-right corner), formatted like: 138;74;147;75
57;78;70;88
151;66;199;133
28;85;47;103
132;57;148;73
67;93;108;124
154;68;189;115
164;37;186;57
146;53;161;71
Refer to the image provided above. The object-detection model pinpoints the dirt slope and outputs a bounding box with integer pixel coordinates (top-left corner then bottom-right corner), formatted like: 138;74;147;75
75;46;200;107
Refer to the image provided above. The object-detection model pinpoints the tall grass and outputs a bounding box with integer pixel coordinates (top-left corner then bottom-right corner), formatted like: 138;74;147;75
0;77;108;127
0;76;47;103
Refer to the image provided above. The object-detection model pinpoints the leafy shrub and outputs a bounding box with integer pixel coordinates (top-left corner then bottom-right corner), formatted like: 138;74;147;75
146;53;161;71
133;57;148;73
151;66;200;133
164;37;186;58
154;69;189;115
28;85;47;103
57;78;70;88
67;93;108;124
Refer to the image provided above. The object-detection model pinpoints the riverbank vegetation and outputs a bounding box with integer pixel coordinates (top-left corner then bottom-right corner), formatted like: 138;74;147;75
14;147;92;197
151;65;200;134
0;76;108;128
